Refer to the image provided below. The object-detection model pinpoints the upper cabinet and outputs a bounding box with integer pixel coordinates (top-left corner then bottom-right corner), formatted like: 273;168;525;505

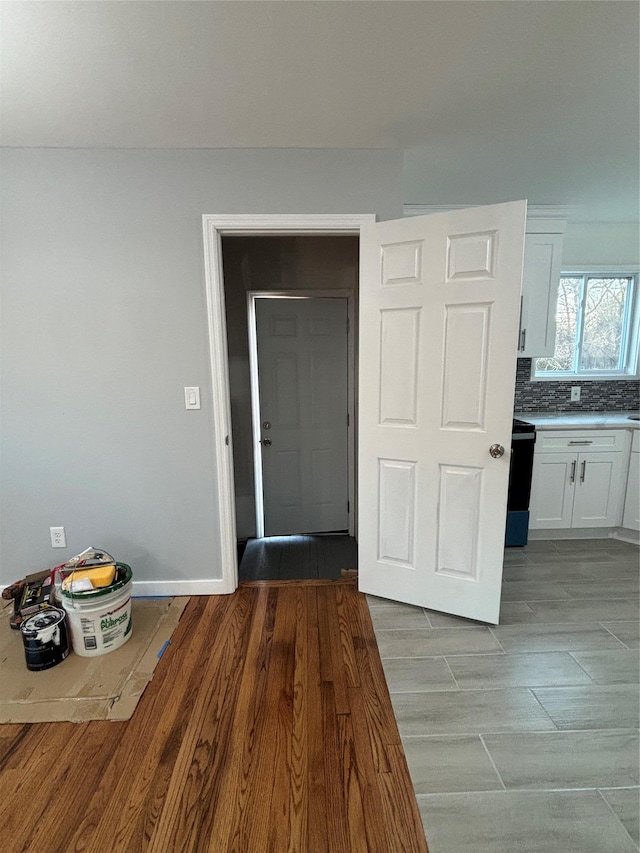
518;218;566;358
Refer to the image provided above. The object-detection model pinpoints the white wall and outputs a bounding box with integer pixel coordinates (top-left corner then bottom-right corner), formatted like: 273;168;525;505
561;222;640;268
0;148;402;587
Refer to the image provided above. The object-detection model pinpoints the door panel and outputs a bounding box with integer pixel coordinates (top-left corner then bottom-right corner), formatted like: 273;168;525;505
256;297;349;535
529;452;576;529
572;452;625;527
358;202;527;624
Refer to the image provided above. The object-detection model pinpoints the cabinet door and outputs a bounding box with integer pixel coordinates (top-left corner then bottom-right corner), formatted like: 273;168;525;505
572;452;626;528
519;233;563;357
622;452;640;531
529;451;576;529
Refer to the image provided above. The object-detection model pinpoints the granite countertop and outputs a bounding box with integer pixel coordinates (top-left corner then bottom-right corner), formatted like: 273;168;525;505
515;411;640;430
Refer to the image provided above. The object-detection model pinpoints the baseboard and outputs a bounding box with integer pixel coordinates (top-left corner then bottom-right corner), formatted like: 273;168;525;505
0;578;235;600
528;528;616;541
611;527;640;545
132;578;235;597
528;527;639;544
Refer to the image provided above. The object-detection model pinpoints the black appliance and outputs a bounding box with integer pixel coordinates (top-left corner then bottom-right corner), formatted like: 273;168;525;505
505;418;536;546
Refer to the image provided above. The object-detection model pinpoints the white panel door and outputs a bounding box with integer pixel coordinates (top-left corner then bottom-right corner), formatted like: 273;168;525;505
529;452;576;529
358;202;526;624
256;297;349;535
572;452;626;527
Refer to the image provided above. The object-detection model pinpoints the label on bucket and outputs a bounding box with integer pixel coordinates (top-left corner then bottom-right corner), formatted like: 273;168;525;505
63;579;133;657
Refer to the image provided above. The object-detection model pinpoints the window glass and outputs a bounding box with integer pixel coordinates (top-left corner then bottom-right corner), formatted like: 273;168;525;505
580;277;630;371
536;277;580;373
534;274;637;378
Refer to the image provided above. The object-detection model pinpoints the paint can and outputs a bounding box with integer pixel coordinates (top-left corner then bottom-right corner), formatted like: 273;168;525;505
61;563;133;657
20;607;70;671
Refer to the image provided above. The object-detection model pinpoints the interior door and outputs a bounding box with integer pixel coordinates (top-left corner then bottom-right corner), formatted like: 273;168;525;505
358;202;526;624
256;297;349;536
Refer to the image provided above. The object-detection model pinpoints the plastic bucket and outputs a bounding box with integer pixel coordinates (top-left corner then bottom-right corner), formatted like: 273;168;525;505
20;607;70;671
61;563;133;657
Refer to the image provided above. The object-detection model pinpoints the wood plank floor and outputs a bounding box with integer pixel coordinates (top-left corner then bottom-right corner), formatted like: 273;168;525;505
0;579;428;853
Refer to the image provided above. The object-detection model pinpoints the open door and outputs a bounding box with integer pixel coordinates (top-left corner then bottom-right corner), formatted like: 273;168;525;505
358;202;526;624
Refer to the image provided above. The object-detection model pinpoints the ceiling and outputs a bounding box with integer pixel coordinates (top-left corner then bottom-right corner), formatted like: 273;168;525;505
1;1;638;222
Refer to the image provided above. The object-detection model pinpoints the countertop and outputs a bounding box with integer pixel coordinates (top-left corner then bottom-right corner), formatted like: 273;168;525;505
514;411;640;430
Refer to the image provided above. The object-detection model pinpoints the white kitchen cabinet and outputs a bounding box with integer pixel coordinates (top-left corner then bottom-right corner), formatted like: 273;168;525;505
518;230;564;358
622;431;640;531
529;452;576;528
530;430;630;529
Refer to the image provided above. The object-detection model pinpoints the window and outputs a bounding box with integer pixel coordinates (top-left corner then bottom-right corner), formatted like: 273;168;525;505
534;273;639;379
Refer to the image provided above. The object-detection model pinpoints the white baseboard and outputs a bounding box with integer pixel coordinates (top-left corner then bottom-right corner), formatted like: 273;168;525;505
529;527;639;545
612;527;640;545
132;578;235;597
528;528;616;541
0;578;235;599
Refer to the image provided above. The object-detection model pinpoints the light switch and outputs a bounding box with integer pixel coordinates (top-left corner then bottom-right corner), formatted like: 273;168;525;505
184;386;201;410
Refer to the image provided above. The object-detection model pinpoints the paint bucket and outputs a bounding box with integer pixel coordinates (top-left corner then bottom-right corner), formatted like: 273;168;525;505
61;563;133;657
20;607;70;671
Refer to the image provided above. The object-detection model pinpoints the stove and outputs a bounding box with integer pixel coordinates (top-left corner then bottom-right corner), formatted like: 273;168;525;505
506;418;537;546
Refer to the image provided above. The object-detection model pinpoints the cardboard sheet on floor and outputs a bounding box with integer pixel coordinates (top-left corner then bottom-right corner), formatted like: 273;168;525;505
0;597;188;723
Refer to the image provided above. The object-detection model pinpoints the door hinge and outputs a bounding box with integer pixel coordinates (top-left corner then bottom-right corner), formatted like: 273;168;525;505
347;501;350;514
347;413;350;426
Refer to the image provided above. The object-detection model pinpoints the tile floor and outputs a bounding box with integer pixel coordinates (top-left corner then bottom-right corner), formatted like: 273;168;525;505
367;537;640;853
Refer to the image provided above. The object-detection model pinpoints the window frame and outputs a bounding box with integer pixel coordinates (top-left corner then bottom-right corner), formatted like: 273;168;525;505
531;267;640;382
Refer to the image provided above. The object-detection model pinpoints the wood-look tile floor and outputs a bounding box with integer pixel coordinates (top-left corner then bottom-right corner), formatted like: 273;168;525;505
0;579;427;853
239;535;357;582
369;537;640;853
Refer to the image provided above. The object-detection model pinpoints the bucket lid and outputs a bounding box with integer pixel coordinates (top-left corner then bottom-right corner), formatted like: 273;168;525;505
60;562;132;600
21;607;66;635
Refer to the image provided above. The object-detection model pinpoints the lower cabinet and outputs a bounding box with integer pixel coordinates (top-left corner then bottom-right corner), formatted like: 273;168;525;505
622;431;640;531
529;430;630;530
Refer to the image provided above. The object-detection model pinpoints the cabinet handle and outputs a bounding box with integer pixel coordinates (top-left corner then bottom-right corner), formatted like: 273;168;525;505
580;460;586;483
570;460;576;483
569;440;593;446
520;329;526;351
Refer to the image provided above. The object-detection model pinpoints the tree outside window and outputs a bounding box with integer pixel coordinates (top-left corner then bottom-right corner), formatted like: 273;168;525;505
535;275;637;377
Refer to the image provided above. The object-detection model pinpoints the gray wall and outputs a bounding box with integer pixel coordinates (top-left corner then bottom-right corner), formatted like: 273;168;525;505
0;148;402;584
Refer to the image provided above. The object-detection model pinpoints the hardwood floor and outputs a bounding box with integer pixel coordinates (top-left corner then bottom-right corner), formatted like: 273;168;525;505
0;579;428;853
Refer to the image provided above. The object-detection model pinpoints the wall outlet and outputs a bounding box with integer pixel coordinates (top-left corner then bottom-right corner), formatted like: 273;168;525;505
50;526;66;548
570;386;581;402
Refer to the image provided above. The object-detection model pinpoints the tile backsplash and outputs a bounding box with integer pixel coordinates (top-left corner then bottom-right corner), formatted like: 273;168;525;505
514;359;640;413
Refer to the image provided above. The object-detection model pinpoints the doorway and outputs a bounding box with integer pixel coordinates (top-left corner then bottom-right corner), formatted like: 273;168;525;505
219;231;362;582
204;206;525;616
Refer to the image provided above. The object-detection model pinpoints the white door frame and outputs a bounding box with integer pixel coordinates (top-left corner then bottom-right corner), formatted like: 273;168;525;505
247;290;356;539
202;214;375;594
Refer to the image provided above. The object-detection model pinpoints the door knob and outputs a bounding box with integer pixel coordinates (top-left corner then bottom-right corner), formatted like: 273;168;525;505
489;443;505;458
262;438;272;447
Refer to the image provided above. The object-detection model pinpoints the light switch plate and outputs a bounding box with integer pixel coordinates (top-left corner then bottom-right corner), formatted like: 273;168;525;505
184;386;201;410
570;386;581;402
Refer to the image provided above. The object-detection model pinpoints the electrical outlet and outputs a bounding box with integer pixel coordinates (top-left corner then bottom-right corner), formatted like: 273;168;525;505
50;526;66;548
570;386;581;402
